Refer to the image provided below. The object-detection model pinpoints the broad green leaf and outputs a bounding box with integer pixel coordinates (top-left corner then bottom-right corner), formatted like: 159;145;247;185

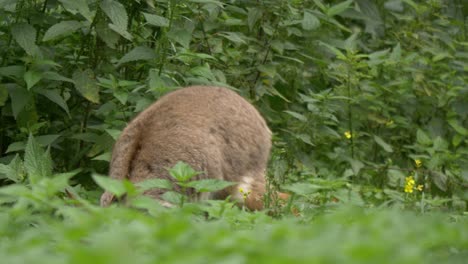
247;8;262;31
108;23;132;40
284;110;307;122
72;69;100;103
7;85;31;119
59;0;93;21
327;0;353;17
105;129;121;140
185;179;236;193
169;162;202;183
43;20;82;41
136;178;173;192
118;46;156;65
416;129;432;146
0;85;7;106
295;134;315;146
161;191;185;205
283;182;325;196
302;11;320;30
448;119;468;136
24;70;42;90
11;23;40;56
431;171;447;192
219;32;246;44
43;71;74;83
142;12;169;27
100;0;128;32
96;21;120;48
189;0;224;7
24;134;53;184
92;174;127;197
373;135;393;152
167;28;192;48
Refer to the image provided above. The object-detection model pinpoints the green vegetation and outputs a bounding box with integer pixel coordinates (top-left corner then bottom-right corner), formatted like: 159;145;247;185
0;0;467;262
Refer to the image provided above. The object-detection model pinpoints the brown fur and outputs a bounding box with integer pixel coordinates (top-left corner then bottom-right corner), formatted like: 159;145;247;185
100;86;272;210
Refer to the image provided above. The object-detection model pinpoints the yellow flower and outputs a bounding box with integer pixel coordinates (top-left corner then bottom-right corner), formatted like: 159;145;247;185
417;185;424;191
344;131;352;139
414;159;422;168
404;176;416;193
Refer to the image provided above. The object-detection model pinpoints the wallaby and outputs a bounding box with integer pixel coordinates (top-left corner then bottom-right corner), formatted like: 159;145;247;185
100;85;273;210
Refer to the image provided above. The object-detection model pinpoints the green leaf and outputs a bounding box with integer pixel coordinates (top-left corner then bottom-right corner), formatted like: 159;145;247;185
37;88;70;116
431;171;447;192
168;162;202;183
11;23;40;56
448;119;468;136
43;71;74;83
373;135;393;152
219;32;246;44
43;20;82;41
142;12;169;27
185;179;236;193
0;85;8;106
416;129;432;146
92;152;111;162
24;70;42;90
161;191;185;206
347;158;364;175
96;21;120;48
92;174;126;197
136;178;173;192
284;110;307;122
327;0;353;17
24;134;53;184
0;65;25;78
59;0;93;21
118;46;156;65
283;182;325;196
167;28;192;48
0;155;25;183
100;0;130;39
302;11;320;30
7;85;31;119
72;69;100;103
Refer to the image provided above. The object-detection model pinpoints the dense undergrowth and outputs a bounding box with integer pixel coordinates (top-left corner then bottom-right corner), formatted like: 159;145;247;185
0;0;468;262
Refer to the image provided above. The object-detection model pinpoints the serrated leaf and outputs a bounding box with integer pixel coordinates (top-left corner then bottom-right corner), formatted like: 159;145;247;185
374;135;393;152
136;178;173;192
72;69;100;103
327;0;353;17
24;70;42;90
283;182;324;196
0;155;24;183
431;171;447;192
0;65;25;78
92;174;126;197
43;20;82;41
284;110;307;122
118;46;156;65
185;179;236;193
59;0;93;21
169;161;202;182
100;0;128;32
11;23;40;56
302;11;320;30
167;28;192;48
24;134;53;184
347;158;364;175
142;12;169;27
161;191;185;205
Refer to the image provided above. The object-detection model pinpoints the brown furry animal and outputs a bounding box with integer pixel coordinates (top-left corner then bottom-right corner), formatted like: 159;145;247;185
100;85;272;210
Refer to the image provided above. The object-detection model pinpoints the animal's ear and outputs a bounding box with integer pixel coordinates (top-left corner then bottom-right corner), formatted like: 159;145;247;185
100;192;116;207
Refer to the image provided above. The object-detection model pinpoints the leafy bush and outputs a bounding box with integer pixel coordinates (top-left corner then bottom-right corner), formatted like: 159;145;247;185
0;0;467;262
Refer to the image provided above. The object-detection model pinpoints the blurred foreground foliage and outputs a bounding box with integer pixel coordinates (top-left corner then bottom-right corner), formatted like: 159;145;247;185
0;0;467;262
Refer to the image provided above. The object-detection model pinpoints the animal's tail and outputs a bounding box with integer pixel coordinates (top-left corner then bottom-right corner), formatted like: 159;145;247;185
100;120;143;207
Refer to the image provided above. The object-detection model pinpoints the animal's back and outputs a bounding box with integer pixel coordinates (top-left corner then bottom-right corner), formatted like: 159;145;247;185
100;86;271;210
